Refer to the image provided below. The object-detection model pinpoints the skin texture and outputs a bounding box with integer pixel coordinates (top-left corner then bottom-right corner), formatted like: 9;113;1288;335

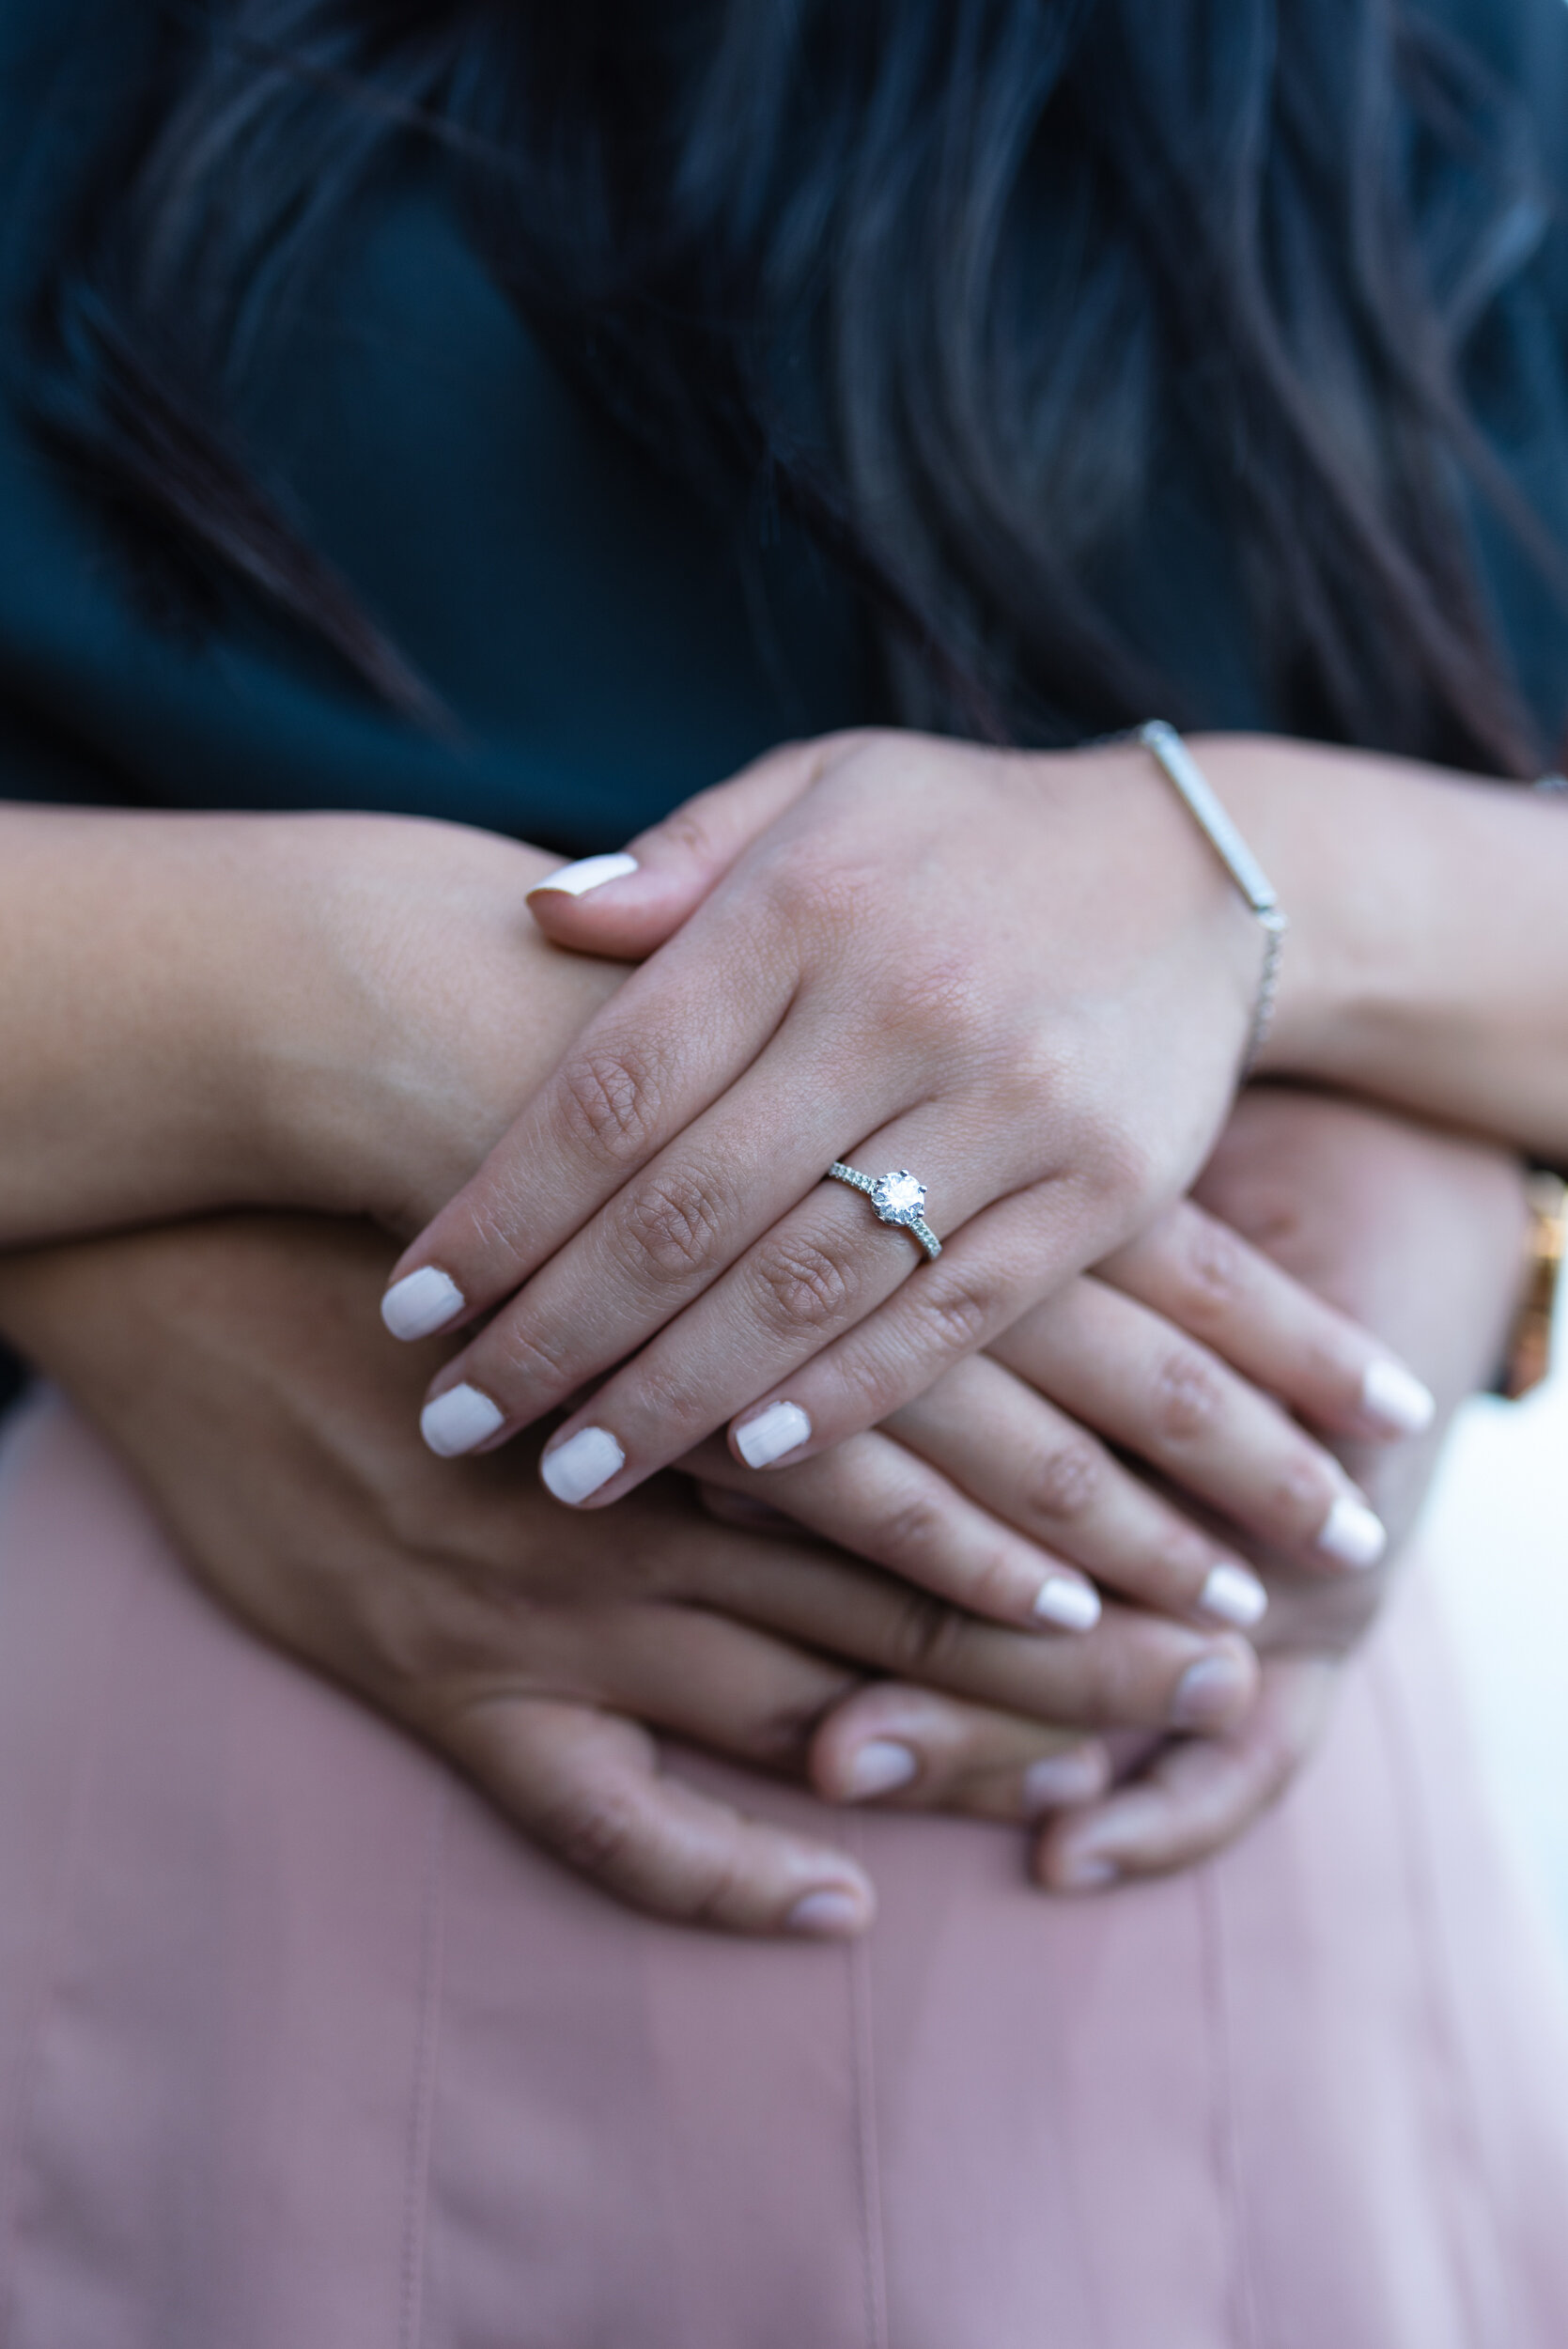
0;734;1542;1926
1033;1087;1529;1890
393;728;1568;1493
0;1090;1526;1925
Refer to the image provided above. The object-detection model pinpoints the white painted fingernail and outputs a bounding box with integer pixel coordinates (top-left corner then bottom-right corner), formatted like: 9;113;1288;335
1315;1491;1388;1569
843;1739;919;1800
381;1266;465;1342
1022;1749;1106;1812
1032;1576;1101;1632
420;1384;505;1457
540;1424;625;1505
734;1400;812;1470
1360;1359;1436;1436
529;851;639;899
1171;1651;1251;1730
786;1886;870;1938
1198;1561;1269;1628
1056;1851;1119;1892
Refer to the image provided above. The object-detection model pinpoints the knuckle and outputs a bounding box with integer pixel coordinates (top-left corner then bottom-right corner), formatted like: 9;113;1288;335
1079;1119;1159;1228
867;1492;949;1574
883;1590;972;1680
735;1686;846;1771
831;1344;908;1424
540;1777;644;1884
1149;1346;1227;1444
1172;1206;1250;1320
766;848;869;940
750;1232;862;1336
1151;1522;1221;1596
1055;1637;1126;1727
1024;1433;1106;1526
911;1268;1000;1361
611;1165;733;1287
485;1313;576;1398
622;1356;716;1446
877;953;988;1061
654;802;723;863
1269;1453;1339;1536
679;1851;756;1930
555;1038;667;1166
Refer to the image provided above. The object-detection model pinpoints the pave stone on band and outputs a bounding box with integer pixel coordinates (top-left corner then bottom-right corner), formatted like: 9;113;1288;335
826;1163;941;1260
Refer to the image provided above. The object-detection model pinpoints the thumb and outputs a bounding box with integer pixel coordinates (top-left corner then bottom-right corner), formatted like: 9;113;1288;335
525;731;859;958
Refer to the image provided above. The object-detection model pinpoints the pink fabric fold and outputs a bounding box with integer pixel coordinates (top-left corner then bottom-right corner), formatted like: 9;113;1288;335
1;1391;1565;2347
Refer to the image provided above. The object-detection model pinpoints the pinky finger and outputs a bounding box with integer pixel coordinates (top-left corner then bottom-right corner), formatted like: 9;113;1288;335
1033;1653;1340;1891
442;1694;876;1937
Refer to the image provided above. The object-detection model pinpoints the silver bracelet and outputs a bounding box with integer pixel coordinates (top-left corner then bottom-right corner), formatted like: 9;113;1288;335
1135;720;1287;1076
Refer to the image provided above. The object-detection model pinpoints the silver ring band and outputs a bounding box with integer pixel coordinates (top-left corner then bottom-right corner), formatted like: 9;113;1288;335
826;1162;941;1260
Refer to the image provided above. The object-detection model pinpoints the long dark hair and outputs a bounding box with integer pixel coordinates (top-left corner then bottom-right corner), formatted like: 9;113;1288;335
29;0;1568;770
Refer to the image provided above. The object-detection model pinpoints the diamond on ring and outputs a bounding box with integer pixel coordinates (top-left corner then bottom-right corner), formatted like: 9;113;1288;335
825;1162;941;1260
872;1170;926;1226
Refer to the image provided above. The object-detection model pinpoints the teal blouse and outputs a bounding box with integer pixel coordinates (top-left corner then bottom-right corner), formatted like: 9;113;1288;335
6;0;1568;854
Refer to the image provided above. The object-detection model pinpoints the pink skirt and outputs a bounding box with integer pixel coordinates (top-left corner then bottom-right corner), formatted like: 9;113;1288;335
0;1388;1565;2348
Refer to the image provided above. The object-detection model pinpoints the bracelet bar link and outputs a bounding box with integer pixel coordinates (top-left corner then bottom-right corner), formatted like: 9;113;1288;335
1135;720;1289;1076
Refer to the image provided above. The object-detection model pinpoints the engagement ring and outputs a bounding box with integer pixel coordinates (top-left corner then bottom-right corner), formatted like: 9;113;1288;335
825;1162;941;1260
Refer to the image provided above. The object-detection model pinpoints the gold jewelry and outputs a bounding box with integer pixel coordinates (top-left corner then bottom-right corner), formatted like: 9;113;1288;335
1501;1170;1566;1400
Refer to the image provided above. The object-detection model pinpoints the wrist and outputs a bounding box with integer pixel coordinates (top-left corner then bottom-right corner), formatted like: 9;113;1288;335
1186;733;1377;1079
238;815;628;1232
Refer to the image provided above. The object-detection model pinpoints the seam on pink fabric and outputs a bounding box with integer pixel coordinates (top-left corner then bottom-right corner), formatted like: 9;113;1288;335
0;1405;146;2346
1370;1628;1514;2348
1196;1861;1262;2349
397;1779;452;2349
846;1864;890;2349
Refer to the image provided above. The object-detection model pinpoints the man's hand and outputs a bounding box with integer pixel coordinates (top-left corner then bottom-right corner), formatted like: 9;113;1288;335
0;1214;1259;1936
1031;1087;1531;1890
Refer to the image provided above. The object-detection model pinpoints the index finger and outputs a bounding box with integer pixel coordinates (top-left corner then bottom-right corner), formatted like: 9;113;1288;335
378;890;799;1343
1096;1201;1436;1439
443;1695;877;1938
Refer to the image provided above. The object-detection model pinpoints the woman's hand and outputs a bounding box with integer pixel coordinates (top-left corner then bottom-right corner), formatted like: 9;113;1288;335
0;1213;1264;1936
382;729;1268;1484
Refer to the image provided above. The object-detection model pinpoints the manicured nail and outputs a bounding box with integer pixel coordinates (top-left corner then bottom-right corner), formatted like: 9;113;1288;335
843;1739;919;1800
734;1400;812;1470
1315;1491;1388;1569
786;1885;870;1938
1198;1561;1268;1629
1360;1359;1436;1437
540;1424;625;1505
1055;1851;1120;1892
1022;1749;1107;1812
528;851;639;899
1171;1651;1251;1731
420;1383;505;1457
381;1265;465;1342
1032;1576;1101;1632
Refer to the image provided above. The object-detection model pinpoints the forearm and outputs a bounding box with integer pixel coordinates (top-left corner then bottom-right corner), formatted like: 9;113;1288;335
0;805;290;1240
0;804;620;1246
1204;736;1568;1158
